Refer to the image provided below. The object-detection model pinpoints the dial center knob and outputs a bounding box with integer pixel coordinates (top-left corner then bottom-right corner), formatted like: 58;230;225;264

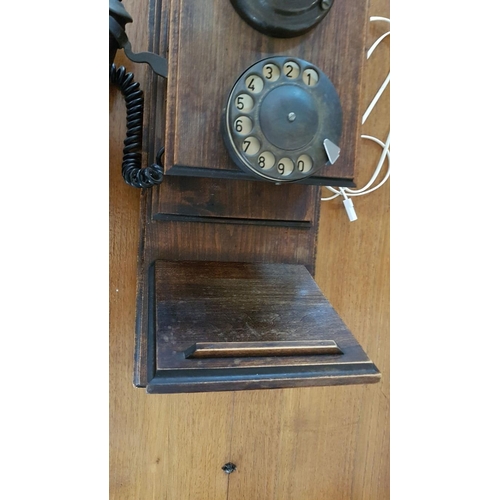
259;85;319;151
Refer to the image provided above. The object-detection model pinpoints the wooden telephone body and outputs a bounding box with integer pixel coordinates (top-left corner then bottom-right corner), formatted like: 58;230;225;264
127;0;380;393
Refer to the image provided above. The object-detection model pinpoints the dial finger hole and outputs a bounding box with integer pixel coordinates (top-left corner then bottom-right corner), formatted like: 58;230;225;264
297;154;313;173
302;69;319;87
276;158;294;176
257;151;275;170
234;116;253;135
245;75;264;93
263;63;280;82
283;61;300;80
242;136;260;156
235;94;254;112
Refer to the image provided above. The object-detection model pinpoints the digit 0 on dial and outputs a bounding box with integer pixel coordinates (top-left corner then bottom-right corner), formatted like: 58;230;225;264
222;56;342;183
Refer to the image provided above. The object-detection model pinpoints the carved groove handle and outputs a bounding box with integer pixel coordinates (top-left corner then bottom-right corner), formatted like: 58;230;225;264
184;340;342;359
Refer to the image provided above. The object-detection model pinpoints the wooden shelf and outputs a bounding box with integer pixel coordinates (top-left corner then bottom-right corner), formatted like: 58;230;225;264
137;261;379;393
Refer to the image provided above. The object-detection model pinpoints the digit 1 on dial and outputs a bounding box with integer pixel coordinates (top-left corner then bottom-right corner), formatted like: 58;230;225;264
303;69;319;87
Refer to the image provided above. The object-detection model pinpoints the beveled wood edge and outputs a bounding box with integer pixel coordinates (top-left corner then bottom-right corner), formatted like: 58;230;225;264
184;340;343;359
163;0;180;174
151;0;173;216
134;0;168;384
353;2;371;180
133;259;155;387
152;213;312;228
146;362;381;393
163;165;356;186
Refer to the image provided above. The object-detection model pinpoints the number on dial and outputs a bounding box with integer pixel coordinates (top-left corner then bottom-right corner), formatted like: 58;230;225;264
245;75;264;93
242;136;260;156
276;158;294;176
235;94;254;112
234;116;253;135
284;61;300;79
257;151;275;170
303;69;319;87
263;63;280;82
297;154;313;173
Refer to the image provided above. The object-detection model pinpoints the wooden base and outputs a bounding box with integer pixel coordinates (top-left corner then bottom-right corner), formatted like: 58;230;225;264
138;261;379;393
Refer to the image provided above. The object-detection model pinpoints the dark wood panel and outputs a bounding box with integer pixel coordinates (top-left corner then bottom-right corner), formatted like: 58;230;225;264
143;217;320;264
154;261;370;370
134;206;323;386
135;0;378;392
141;261;379;393
154;175;318;224
162;0;368;182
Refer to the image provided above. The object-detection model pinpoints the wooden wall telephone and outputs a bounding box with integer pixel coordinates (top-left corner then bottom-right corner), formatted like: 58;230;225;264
110;0;380;393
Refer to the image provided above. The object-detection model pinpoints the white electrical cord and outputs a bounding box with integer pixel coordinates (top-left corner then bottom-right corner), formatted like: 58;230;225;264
321;134;391;199
362;72;390;125
322;16;390;220
363;18;391;125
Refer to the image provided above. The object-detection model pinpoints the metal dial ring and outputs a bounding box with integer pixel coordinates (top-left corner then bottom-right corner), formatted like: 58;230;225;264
222;56;342;183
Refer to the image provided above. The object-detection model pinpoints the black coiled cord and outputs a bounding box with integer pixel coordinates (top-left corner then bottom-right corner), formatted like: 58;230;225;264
110;63;164;188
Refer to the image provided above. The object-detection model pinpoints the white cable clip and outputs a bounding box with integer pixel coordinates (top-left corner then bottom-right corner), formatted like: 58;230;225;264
343;198;357;222
340;188;357;222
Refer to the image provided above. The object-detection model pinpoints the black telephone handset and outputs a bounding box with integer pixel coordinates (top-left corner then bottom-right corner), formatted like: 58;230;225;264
109;0;166;188
110;0;342;186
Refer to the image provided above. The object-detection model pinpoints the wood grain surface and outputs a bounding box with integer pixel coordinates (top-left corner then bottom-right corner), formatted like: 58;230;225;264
153;176;318;225
143;261;379;393
162;0;368;182
110;0;389;497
